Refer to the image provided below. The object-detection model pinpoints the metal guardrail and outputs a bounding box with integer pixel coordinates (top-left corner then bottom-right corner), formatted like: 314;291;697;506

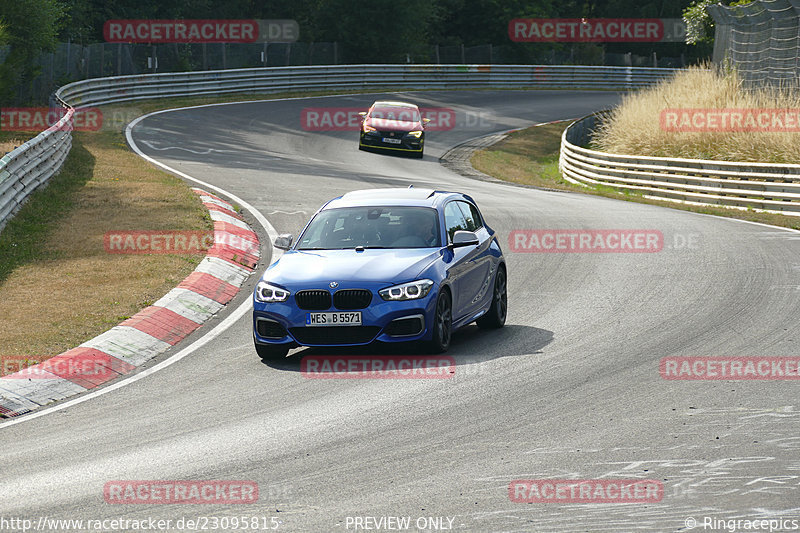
1;64;678;235
55;64;674;106
0;111;73;233
560;112;800;215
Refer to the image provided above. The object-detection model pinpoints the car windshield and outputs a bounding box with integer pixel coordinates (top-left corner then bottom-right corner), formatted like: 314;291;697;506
296;206;440;250
370;106;420;122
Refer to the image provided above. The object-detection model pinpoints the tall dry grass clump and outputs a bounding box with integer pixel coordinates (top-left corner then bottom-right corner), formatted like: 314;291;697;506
1;139;26;155
594;64;800;163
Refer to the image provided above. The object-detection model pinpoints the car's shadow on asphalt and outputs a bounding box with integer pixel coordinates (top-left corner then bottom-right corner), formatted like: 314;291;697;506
259;324;554;374
358;145;426;160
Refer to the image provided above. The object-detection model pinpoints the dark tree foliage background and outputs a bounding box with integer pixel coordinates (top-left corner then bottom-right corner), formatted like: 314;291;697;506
0;0;65;103
1;0;716;104
52;0;709;60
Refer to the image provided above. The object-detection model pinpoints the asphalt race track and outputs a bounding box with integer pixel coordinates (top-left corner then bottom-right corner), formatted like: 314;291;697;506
2;90;800;532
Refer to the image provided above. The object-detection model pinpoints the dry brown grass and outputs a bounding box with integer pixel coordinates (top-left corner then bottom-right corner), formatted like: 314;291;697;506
471;120;800;231
1;140;23;154
594;64;800;163
0;133;34;155
0;128;209;360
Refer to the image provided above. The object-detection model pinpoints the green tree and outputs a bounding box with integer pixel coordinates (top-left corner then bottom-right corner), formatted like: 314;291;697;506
0;0;65;104
683;0;751;45
58;0;324;43
313;0;437;63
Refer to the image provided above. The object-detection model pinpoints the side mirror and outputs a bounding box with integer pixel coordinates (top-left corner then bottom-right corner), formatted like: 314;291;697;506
450;230;479;248
358;111;367;117
273;234;293;250
422;118;431;124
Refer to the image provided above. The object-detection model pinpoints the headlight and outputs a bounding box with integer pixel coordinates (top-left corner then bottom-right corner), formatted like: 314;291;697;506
379;279;434;301
363;124;377;133
407;130;423;138
255;281;290;303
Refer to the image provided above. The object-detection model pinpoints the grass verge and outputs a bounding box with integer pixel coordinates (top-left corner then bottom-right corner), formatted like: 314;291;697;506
1;132;36;156
471;121;800;231
0;127;210;362
594;64;800;163
0;88;388;365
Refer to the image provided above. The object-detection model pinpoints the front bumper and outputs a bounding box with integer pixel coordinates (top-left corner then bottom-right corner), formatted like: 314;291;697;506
359;131;424;153
253;285;437;347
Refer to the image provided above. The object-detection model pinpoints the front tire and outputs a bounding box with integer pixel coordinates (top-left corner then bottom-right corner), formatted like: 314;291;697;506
255;341;289;361
477;265;507;329
426;290;452;353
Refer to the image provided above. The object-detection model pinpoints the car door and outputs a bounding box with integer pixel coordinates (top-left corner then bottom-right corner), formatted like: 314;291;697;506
443;201;482;321
454;201;495;318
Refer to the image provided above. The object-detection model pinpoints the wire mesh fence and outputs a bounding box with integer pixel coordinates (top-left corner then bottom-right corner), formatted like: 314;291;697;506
14;42;340;104
708;0;800;88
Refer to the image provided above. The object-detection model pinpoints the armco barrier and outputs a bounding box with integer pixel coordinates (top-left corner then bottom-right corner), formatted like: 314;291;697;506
560;112;800;215
0;110;73;234
0;64;677;236
55;64;673;106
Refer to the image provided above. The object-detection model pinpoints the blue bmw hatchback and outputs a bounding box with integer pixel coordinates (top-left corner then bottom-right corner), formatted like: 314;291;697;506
252;187;507;359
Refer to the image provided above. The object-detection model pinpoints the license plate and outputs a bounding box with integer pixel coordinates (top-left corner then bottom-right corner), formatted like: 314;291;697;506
306;312;362;326
382;137;402;144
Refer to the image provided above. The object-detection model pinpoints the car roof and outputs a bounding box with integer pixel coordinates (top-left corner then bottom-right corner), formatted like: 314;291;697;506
323;187;466;209
370;100;419;109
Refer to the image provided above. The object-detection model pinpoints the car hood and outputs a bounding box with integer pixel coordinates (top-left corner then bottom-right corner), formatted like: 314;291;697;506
367;117;422;132
264;248;440;286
